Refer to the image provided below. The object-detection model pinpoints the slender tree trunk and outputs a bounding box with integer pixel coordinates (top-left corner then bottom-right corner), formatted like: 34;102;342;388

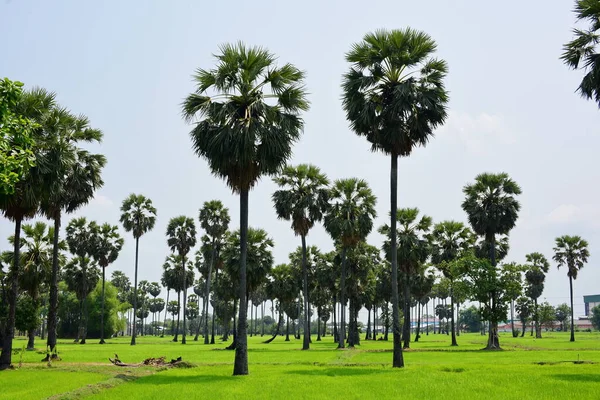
510;300;515;337
569;275;575;342
131;237;140;345
174;291;180;342
47;213;61;353
332;295;338;342
204;242;216;344
521;318;526;337
415;303;421;342
162;290;169;337
534;298;542;338
456;303;461;336
338;247;347;349
285;316;290;341
426;302;429;335
80;260;89;345
317;309;322;341
211;311;216;344
233;188;249;375
366;307;371;341
261;302;265;336
264;308;283;344
300;235;310;350
250;301;254;337
181;256;188;345
390;154;404;366
486;234;500;349
99;266;106;344
402;281;410;349
450;283;457;346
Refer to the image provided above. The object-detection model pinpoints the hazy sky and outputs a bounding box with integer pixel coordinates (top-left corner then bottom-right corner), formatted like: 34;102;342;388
1;0;598;317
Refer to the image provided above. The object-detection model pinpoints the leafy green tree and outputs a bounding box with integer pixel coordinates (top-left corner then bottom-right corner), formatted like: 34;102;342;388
89;223;123;344
198;200;230;344
553;235;590;342
166;300;180;335
430;220;473;346
561;0;600;107
63;255;99;342
65;217;96;344
0;78;36;194
500;262;524;337
524;253;549;338
120;194;156;345
458;305;481;333
380;208;431;349
264;264;298;343
516;296;533;337
273;164;329;350
590;305;600;330
538;302;556;331
163;254;193;341
86;281;123;338
166;216;197;344
555;303;572;332
462;172;521;349
342;28;448;368
182;42;308;376
324;178;376;349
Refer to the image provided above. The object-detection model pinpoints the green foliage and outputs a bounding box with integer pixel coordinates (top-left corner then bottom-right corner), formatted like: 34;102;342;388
57;281;82;338
538;302;556;330
561;0;600;107
86;281;124;338
555;303;571;331
458;305;481;333
0;78;37;194
591;305;600;330
119;194;157;240
15;294;40;333
553;235;590;279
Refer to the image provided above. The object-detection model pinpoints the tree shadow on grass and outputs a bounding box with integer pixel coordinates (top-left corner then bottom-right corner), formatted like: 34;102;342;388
132;374;232;385
551;374;600;383
283;367;393;377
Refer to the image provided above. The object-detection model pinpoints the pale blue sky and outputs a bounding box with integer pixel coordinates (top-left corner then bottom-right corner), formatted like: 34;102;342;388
1;0;598;316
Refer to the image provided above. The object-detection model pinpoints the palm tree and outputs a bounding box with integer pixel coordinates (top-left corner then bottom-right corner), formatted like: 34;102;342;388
379;208;432;349
120;194;157;345
166;216;197;344
323;178;377;349
65;217;96;344
461;172;521;349
553;235;590;342
429;221;473;346
63;256;100;341
198;200;230;344
272;164;329;350
342;28;448;367
561;0;600;107
182;42;308;375
39;106;105;354
524;253;549;339
89;223;124;344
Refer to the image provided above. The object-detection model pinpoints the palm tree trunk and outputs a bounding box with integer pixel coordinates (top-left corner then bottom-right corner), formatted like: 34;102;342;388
285;316;290;341
131;237;140;346
456;303;461;336
487;234;500;349
233;188;249;375
47;212;61;353
80;260;88;345
300;234;310;350
338;246;347;349
317;309;322;341
402;281;410;349
390;153;404;367
211;311;216;344
534;298;541;338
174;291;180;342
569;275;575;342
415;303;421;342
510;300;515;337
100;266;106;344
365;307;371;341
450;282;457;346
204;241;216;344
332;295;338;342
261;302;265;336
181;257;188;345
426;302;429;335
162;290;169;337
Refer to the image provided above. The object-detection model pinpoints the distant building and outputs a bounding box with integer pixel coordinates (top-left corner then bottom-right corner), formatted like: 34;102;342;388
583;294;600;316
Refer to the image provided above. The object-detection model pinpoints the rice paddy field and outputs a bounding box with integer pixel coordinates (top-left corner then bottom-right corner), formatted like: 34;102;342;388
2;331;599;399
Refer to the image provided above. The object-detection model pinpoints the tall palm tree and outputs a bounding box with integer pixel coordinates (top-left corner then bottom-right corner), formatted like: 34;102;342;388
272;164;329;350
429;221;473;346
166;216;197;344
198;200;230;344
65;217;95;344
342;28;448;367
323;178;377;349
120;194;157;345
561;0;600;107
89;223;124;344
379;208;432;349
461;172;521;349
553;235;590;342
182;42;308;375
524;253;549;339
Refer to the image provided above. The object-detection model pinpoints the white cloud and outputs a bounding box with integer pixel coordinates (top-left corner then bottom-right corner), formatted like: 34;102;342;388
89;194;113;207
546;204;600;226
438;111;517;155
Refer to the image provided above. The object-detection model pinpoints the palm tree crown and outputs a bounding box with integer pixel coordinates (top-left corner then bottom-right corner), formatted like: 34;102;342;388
120;194;157;239
342;28;449;156
199;200;230;240
89;223;124;268
324;178;377;246
561;0;600;107
182;42;309;192
166;216;197;257
272;164;330;237
553;235;590;279
461;172;522;242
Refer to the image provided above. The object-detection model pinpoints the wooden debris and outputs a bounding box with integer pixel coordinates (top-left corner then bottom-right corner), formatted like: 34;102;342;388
109;356;185;367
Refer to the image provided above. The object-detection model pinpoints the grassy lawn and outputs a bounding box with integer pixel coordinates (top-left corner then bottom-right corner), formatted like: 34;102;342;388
2;332;599;399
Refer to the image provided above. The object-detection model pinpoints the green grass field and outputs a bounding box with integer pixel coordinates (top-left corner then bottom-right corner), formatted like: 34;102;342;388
2;331;599;399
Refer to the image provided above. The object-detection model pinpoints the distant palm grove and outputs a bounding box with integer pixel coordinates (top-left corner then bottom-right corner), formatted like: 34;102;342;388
1;3;599;376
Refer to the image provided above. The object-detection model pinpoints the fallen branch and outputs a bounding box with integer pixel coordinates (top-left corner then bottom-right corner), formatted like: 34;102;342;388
108;355;185;368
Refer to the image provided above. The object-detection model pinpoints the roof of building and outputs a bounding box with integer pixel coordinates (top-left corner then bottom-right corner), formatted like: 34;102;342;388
583;294;600;303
